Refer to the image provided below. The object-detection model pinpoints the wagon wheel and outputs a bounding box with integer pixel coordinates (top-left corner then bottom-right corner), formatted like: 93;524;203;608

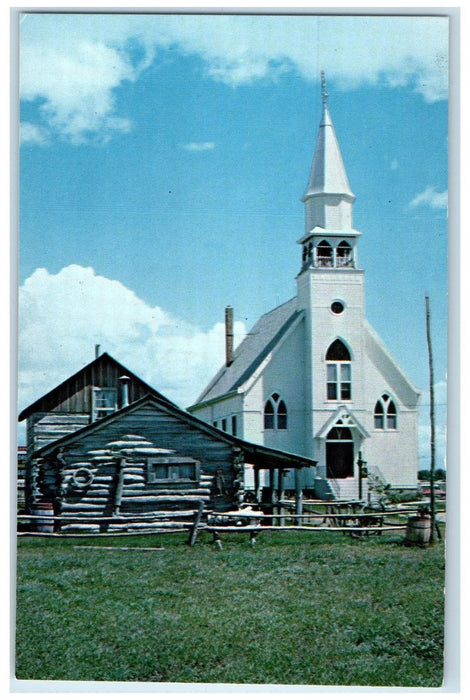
348;503;385;538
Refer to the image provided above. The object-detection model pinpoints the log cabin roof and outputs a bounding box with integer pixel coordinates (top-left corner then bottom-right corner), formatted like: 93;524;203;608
188;298;303;408
18;352;177;421
33;393;317;471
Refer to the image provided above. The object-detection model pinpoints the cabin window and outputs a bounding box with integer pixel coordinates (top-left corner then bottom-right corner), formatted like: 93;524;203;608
264;394;288;430
326;340;352;400
231;415;238;436
221;418;227;432
92;387;117;420
374;394;397;430
147;458;200;484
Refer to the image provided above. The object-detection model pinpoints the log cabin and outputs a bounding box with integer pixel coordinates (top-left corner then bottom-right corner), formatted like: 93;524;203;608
19;356;316;532
18;351;177;459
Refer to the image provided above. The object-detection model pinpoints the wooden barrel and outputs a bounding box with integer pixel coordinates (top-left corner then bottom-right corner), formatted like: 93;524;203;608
32;502;54;533
406;515;431;545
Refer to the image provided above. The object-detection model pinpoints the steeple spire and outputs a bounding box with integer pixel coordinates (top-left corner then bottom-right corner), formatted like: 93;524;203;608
301;73;356;235
321;70;328;105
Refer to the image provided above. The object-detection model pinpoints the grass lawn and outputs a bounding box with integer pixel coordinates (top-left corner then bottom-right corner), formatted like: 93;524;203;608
15;530;445;687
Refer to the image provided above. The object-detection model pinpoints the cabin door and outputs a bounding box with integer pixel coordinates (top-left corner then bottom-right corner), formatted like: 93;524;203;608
326;427;354;479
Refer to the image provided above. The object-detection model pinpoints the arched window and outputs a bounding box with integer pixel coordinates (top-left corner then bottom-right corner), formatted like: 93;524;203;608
316;240;333;267
336;240;353;268
374;401;384;429
264;393;288;430
326;340;352;400
374;394;397;430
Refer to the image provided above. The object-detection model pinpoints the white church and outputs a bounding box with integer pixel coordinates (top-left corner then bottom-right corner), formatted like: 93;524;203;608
188;77;421;500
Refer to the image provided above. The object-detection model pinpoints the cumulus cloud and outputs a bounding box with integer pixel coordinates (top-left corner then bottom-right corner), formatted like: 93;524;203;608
19;13;448;144
20;37;137;144
409;186;448;210
19;121;49;145
18;265;246;415
180;141;216;152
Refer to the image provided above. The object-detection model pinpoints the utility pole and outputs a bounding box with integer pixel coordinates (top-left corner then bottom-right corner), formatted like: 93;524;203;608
425;296;437;543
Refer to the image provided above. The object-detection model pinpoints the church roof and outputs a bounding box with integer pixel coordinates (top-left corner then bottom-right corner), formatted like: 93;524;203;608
188;297;302;407
302;101;354;202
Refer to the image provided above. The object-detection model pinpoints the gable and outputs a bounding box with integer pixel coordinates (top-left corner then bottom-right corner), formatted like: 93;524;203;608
316;405;370;439
364;321;421;408
19;352;176;421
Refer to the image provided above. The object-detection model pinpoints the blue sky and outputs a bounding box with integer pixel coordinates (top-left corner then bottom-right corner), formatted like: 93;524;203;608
17;12;449;468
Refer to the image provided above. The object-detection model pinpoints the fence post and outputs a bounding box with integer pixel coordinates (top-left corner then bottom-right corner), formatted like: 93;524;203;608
188;501;205;546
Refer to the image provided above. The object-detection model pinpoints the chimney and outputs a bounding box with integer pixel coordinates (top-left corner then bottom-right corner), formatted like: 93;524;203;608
225;306;234;367
119;375;130;408
95;344;101;359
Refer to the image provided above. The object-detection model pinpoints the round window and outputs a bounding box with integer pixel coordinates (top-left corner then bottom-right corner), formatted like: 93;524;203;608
331;301;345;314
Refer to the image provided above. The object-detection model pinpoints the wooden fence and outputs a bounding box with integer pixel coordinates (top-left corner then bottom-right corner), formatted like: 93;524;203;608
17;499;436;550
17;501;205;546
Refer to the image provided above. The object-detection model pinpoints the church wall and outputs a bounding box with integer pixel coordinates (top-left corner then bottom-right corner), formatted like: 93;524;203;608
357;351;420;489
298;266;419;490
189;394;244;438
243;319;311;489
365;412;419;489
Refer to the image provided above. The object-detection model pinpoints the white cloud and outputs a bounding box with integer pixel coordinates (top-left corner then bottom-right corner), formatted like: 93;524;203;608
180;141;216;152
390;159;399;171
409;186;448;210
18;265;246;415
20;38;137;144
19;121;49;145
19;13;448;144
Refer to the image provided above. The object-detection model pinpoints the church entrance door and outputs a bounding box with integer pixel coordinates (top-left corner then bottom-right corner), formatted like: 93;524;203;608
326;427;354;479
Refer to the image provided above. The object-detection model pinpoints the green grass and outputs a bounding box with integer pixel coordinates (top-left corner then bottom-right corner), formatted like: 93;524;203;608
15;530;445;687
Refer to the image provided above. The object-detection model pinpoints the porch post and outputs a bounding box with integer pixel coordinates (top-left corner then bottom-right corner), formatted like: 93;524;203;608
269;467;275;506
278;469;285;526
254;467;260;503
295;468;303;515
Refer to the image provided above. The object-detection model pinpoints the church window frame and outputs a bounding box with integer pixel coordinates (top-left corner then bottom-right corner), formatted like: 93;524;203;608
326;340;352;401
336;240;354;268
330;300;345;315
264;393;288;430
316;240;334;267
374;393;398;430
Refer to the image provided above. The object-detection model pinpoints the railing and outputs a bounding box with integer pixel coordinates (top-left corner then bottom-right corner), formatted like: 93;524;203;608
315;256;334;267
336;256;354;268
17;502;205;546
315;256;354;268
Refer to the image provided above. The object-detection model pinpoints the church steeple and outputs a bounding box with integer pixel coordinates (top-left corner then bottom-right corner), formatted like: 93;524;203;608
298;73;361;272
302;73;355;209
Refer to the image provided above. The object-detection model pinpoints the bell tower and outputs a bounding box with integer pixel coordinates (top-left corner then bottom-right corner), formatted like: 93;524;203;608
296;73;367;458
298;72;361;272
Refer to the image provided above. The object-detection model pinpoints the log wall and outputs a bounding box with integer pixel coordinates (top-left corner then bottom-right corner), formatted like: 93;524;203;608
35;403;239;529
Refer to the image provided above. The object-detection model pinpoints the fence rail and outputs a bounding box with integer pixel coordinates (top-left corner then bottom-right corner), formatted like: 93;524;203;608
17;500;439;548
